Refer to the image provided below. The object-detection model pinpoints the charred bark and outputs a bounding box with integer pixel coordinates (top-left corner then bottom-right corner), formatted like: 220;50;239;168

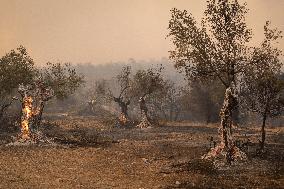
33;81;53;127
114;97;131;127
18;85;33;139
202;87;246;164
137;96;152;128
33;101;45;129
17;82;53;141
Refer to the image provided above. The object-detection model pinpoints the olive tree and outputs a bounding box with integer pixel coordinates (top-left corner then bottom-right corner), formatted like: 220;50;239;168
18;61;84;139
241;22;283;150
37;62;84;123
42;62;84;100
131;66;165;128
168;0;252;162
0;46;36;121
87;79;112;114
150;80;183;121
111;66;132;126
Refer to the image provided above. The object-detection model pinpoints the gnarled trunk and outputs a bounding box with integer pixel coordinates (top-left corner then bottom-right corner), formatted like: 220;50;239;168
219;87;235;163
202;87;246;164
137;96;151;128
17;82;53;141
34;101;45;129
114;97;131;127
20;95;33;140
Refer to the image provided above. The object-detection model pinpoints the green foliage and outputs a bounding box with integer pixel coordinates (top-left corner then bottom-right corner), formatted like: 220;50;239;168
131;66;165;98
0;46;84;127
0;46;36;98
241;22;283;117
168;0;251;87
149;80;183;120
0;46;84;102
0;46;36;120
168;0;283;125
41;62;85;100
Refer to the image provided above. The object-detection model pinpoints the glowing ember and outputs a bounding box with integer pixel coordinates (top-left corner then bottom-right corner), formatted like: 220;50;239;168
21;96;33;139
119;113;127;125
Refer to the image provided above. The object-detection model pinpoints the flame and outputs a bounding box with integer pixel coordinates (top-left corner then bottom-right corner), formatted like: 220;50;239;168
21;96;33;139
119;113;127;125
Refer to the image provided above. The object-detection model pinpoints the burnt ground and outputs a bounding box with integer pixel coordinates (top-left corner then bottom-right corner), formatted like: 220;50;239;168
0;115;283;189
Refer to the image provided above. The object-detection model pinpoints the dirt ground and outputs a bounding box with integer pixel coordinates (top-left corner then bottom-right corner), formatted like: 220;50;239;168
0;115;283;189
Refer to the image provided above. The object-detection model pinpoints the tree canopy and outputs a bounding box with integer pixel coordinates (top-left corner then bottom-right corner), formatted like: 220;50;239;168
168;0;251;87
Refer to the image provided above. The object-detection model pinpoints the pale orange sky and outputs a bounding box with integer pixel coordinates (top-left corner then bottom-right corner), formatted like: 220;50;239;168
0;0;283;65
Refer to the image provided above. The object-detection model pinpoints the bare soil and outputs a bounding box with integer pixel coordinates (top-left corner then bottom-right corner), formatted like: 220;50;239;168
0;115;283;189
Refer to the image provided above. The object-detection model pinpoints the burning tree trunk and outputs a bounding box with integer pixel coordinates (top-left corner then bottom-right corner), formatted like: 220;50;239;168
202;87;246;164
137;96;151;128
18;82;53;141
20;95;33;139
18;85;33;140
114;97;131;127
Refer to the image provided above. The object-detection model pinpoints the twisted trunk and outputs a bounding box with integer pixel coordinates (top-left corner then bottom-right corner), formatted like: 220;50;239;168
202;87;246;163
137;96;151;128
20;94;33;139
219;87;235;163
17;82;53;141
34;101;45;130
114;97;130;127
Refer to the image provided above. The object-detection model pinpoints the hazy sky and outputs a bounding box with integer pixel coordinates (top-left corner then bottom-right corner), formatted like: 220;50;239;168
0;0;283;65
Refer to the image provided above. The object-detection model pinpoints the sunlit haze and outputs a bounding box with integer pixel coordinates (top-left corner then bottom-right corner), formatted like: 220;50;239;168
0;0;283;65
